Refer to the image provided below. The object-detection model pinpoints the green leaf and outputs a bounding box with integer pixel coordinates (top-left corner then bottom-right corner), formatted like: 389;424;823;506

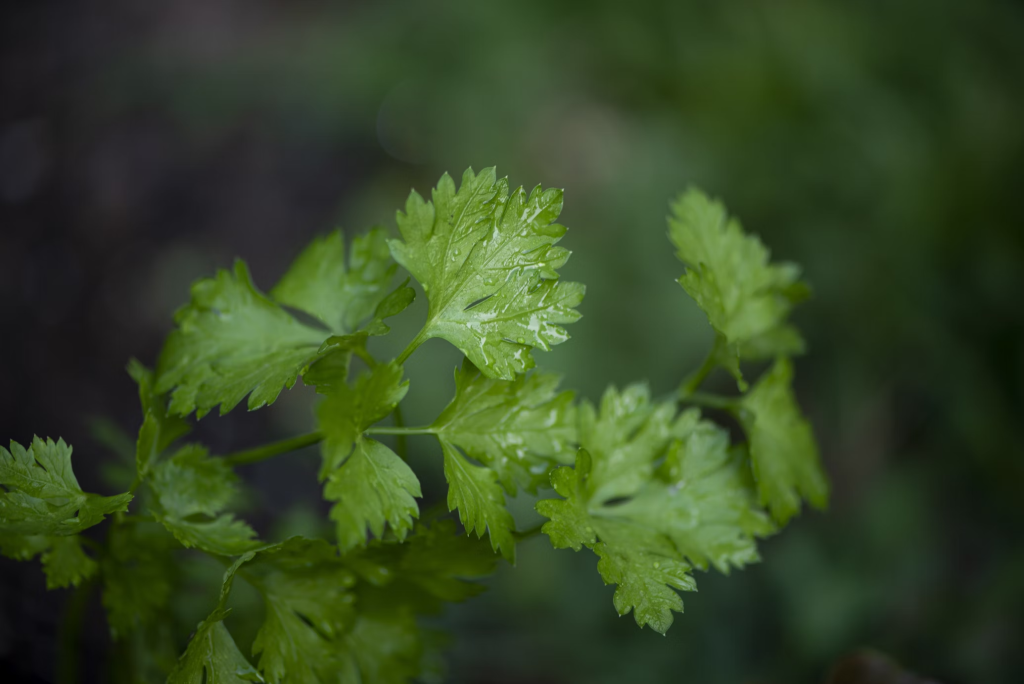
737;357;829;524
270;228;397;335
128;360;191;479
345;519;499;606
612;413;775;572
389;167;585;379
312;280;418;363
244;538;357;684
102;521;177;639
156;261;327;418
157;226;411;419
439;441;516;562
593;522;697;634
537;450;696;633
168;555;261;684
157;513;260;557
336;608;422;684
579;384;679;505
0;532;50;560
169;617;263;684
324;439;421;552
430;359;577;493
316;361;409;479
534;450;596;552
669;188;809;384
0;533;98;590
149;442;260;556
151;444;239;517
538;405;775;632
41;535;98;589
0;437;132;536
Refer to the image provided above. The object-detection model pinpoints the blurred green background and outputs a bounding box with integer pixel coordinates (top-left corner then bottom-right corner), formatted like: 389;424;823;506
1;0;1022;682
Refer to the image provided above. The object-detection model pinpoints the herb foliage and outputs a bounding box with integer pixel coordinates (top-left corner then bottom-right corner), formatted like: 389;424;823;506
1;168;827;683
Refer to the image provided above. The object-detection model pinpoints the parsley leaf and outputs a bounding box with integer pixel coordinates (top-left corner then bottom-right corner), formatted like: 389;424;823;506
737;357;829;524
669;188;809;385
128;360;190;479
102;521;177;639
169;616;262;684
346;519;499;607
41;535;98;589
536;449;697;633
0;533;98;589
337;607;422;684
270;228;398;335
316;360;409;479
149;443;260;556
0;437;133;536
157;227;410;419
324;439;421;552
440;441;516;562
430;359;577;494
579;384;680;505
313;359;420;551
156;261;327;418
168;555;262;684
389;167;585;379
243;537;357;684
151;444;238;517
538;401;775;632
609;412;774;572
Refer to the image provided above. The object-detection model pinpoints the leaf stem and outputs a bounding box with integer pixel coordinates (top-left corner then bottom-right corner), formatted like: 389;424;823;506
396;328;429;366
118;514;156;524
57;576;95;684
679;349;717;398
681;391;740;411
223;431;324;467
365;426;435;436
513;523;545;541
393;404;409;459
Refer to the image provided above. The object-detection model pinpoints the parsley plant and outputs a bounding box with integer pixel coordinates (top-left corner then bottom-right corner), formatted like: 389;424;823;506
0;168;828;683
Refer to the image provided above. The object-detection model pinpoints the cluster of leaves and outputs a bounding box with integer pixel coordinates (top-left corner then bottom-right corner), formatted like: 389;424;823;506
0;168;827;682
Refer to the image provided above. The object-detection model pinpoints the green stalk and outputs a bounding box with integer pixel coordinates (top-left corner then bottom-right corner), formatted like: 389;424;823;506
680;391;740;411
396;328;430;366
393;404;409;459
57;577;96;684
223;431;324;467
365;426;435;436
678;349;717;398
513;524;545;541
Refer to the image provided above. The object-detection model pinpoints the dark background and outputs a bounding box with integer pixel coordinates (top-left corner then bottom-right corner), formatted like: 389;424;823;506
2;1;1023;682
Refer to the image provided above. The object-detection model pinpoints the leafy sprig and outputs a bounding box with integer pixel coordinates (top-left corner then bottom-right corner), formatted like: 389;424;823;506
0;171;828;682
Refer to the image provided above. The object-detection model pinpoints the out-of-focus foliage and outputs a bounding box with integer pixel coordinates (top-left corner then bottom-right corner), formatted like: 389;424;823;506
1;0;1022;682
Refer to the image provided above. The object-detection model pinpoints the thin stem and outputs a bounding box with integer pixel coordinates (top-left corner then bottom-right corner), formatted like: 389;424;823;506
365;426;435;436
513;523;544;541
681;391;739;411
353;346;377;368
57;577;95;684
393;404;408;459
679;349;717;398
223;431;324;467
396;328;429;366
118;514;156;525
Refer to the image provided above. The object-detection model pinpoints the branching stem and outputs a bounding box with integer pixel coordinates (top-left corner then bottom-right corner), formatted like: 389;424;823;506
57;576;95;684
680;391;740;411
365;426;435;436
396;328;430;365
223;431;324;467
678;349;717;398
513;524;544;541
393;404;409;459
